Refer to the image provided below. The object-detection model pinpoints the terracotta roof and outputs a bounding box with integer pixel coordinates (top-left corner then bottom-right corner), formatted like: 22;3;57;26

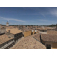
0;34;13;45
6;28;22;34
23;28;32;32
6;26;15;29
11;35;46;49
37;28;47;30
33;34;40;42
47;31;57;35
45;27;55;30
37;27;55;30
41;34;57;42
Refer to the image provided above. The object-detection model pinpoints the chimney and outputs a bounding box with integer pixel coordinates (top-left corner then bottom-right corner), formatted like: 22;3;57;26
8;30;10;33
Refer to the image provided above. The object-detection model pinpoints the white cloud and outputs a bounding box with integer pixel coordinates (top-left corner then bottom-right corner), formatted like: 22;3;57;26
39;19;48;21
41;13;46;17
0;17;25;22
49;9;57;17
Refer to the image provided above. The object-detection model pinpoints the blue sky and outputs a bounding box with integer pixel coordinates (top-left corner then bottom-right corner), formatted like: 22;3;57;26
0;7;57;25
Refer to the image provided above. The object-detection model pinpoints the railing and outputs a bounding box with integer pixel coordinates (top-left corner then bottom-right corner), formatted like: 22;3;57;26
1;40;14;49
0;33;23;49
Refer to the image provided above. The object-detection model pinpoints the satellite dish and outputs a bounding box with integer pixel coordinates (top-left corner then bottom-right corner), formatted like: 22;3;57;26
32;30;34;32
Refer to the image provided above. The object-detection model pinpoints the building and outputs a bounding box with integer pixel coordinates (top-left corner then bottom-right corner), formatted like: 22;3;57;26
6;28;23;42
24;30;31;37
47;27;55;31
37;27;55;33
0;24;6;34
0;25;24;49
47;30;57;35
37;27;47;32
41;34;57;49
0;27;24;49
33;34;41;42
6;21;9;26
11;35;46;49
0;34;14;49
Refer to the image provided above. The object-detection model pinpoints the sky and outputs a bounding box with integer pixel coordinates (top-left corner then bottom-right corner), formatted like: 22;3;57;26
0;7;57;25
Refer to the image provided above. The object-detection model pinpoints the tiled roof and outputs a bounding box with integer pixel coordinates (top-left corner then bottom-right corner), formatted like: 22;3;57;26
41;34;57;42
37;27;55;30
37;28;47;30
47;31;57;35
22;28;32;32
11;35;46;49
33;34;40;42
6;26;15;29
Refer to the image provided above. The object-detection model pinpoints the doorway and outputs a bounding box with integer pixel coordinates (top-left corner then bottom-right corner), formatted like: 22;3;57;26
46;44;51;49
31;32;33;35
